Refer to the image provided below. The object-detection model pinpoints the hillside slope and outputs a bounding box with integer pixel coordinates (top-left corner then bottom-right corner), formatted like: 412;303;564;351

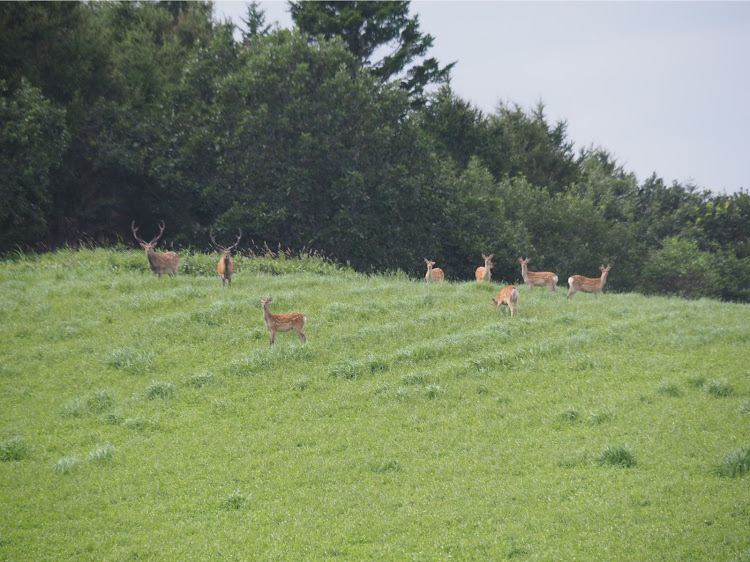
1;249;749;559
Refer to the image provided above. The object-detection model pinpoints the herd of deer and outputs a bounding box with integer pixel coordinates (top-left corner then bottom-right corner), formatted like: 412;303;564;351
131;221;610;345
132;221;306;345
426;254;611;318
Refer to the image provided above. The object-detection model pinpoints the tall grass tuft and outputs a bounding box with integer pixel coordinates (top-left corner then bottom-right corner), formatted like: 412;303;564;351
52;456;79;474
598;444;637;468
146;381;175;400
221;489;249;511
88;444;116;463
657;380;682;397
717;446;750;478
0;436;28;461
105;346;154;375
705;379;732;398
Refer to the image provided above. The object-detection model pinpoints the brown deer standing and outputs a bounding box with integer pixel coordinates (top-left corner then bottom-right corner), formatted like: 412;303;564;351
491;285;519;317
210;229;242;287
475;253;494;282
131;221;179;278
424;259;445;283
518;257;558;292
567;265;611;299
260;297;307;346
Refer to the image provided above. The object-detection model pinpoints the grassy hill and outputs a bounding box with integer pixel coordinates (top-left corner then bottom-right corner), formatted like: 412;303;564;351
1;248;749;560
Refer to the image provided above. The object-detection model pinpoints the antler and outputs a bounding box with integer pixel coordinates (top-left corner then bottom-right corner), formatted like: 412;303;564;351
211;228;242;251
131;221;145;245
150;220;166;246
228;229;242;250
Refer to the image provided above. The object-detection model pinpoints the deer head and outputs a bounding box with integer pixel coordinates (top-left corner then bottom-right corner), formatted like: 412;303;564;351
210;228;242;257
131;220;166;253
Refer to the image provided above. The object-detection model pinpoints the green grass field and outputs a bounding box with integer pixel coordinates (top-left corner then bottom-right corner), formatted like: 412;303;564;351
1;248;749;560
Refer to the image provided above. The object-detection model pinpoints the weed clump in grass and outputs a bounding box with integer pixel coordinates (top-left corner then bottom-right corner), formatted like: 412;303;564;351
657;380;682;397
221;489;249;510
560;408;580;423
105;346;154;375
146;381;175;400
188;371;214;388
740;401;750;415
588;408;614;425
52;456;80;474
88;444;116;462
0;436;28;461
717;446;750;478
705;379;732;398
402;372;429;386
687;374;706;389
425;383;444;399
597;444;637;468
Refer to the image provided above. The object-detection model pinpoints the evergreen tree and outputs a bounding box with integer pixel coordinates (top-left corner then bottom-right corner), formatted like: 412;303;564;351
289;1;454;105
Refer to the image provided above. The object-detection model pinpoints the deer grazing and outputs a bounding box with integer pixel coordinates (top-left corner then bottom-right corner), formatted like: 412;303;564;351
424;258;445;283
210;228;242;287
131;220;179;278
475;253;494;282
491;285;519;317
518;257;558;292
260;297;307;346
567;265;611;299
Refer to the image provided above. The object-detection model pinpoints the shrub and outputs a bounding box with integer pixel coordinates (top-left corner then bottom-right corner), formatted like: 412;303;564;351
641;237;720;299
598;444;636;468
717;446;750;478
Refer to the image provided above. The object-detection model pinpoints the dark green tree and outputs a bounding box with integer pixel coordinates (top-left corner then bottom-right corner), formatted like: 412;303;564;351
480;101;579;192
0;80;68;250
289;1;454;105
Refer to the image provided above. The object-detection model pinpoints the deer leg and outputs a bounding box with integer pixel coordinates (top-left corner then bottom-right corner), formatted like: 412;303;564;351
270;331;276;345
297;330;307;343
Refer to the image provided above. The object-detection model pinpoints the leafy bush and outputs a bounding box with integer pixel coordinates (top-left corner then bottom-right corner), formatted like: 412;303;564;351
641;237;720;299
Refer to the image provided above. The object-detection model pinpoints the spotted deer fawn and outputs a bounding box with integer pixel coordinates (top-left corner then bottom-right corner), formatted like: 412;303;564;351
424;258;445;283
567;265;611;299
475;253;494;282
210;229;242;287
260;297;307;345
518;257;558;292
491;285;519;317
131;220;179;278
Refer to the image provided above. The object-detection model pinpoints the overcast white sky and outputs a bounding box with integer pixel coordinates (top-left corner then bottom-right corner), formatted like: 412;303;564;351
214;1;750;194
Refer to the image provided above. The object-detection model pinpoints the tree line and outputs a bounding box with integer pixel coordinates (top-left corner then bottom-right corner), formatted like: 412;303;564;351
1;1;748;301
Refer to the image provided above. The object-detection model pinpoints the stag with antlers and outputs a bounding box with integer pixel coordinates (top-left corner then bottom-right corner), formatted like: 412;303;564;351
131;221;179;278
210;228;242;287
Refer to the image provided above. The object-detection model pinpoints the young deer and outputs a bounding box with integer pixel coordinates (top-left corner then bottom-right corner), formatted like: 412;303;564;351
475;253;494;282
491;285;519;317
131;220;179;278
424;258;445;283
567;265;611;299
518;257;558;292
210;228;242;287
260;297;307;345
